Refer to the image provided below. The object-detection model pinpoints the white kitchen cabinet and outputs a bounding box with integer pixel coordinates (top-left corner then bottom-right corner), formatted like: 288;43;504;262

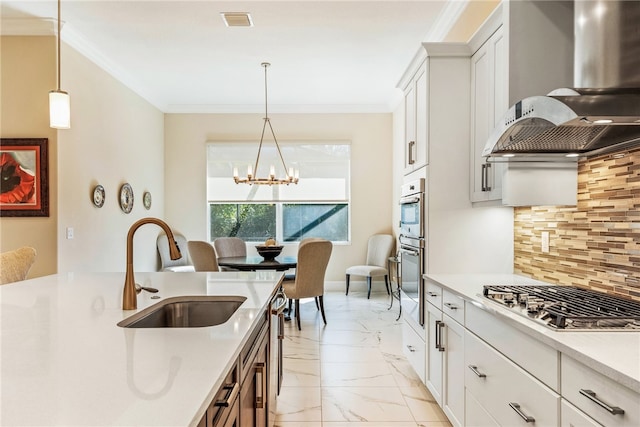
465;330;560;426
399;44;472;177
466;389;499;427
426;301;443;404
403;62;428;174
561;354;640;427
425;282;465;427
468;0;574;204
561;399;602;427
465;299;558;391
469;26;505;203
402;317;426;384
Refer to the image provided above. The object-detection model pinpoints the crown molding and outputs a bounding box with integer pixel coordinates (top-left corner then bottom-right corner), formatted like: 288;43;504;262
425;0;469;42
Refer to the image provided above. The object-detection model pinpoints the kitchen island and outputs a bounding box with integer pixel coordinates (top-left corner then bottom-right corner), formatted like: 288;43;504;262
0;271;282;426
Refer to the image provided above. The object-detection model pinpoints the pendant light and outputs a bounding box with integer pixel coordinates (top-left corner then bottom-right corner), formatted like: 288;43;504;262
233;62;298;185
49;0;70;129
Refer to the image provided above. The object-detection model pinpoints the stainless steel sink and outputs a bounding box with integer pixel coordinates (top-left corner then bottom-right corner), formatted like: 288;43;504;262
118;296;247;328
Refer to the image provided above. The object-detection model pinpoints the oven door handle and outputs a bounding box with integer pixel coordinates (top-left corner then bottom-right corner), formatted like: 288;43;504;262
400;247;420;257
399;196;421;205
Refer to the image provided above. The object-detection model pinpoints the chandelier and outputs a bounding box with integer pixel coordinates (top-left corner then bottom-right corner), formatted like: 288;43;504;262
234;62;299;185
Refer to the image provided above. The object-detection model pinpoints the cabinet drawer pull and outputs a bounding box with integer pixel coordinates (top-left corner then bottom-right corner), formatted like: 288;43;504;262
214;382;239;407
406;345;416;352
468;365;486;378
443;302;457;310
509;402;535;423
427;292;439;298
579;389;625;415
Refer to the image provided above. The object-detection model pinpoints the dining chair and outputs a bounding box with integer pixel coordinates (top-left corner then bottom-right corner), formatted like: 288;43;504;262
187;241;220;272
0;246;37;285
157;232;195;272
213;237;247;271
345;234;395;299
282;238;332;330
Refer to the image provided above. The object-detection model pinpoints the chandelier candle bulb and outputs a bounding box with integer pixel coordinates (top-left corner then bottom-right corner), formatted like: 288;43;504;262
270;165;275;179
233;167;238;178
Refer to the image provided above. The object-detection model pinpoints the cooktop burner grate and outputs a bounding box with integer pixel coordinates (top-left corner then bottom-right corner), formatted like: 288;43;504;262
483;285;640;330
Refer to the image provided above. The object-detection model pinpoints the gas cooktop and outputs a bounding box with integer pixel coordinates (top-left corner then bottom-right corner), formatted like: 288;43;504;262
483;285;640;331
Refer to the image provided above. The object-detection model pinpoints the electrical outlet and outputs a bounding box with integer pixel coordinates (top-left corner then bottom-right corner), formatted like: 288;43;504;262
66;227;74;240
541;231;549;253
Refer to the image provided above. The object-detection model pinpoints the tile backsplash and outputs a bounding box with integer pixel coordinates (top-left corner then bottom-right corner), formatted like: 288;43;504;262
514;147;640;301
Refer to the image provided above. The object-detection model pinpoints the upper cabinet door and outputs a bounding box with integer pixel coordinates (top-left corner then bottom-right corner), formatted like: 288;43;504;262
470;26;505;203
404;61;428;175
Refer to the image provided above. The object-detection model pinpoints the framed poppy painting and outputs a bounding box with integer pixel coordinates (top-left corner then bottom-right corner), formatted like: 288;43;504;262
0;138;49;217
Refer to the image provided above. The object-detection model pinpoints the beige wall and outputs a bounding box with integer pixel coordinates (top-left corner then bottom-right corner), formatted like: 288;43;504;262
56;42;165;273
0;36;58;278
164;113;394;281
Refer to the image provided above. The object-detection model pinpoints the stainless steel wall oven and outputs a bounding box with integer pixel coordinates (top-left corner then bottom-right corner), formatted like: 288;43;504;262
399;179;425;327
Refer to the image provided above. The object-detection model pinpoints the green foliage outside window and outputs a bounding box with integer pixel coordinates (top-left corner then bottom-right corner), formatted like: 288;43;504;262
210;203;348;242
210;204;276;241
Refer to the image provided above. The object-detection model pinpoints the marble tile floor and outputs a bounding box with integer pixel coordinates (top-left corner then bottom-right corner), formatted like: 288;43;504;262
275;289;452;427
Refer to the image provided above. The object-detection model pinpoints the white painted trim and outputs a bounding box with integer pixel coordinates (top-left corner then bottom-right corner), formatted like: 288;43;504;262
61;24;168;111
424;0;470;42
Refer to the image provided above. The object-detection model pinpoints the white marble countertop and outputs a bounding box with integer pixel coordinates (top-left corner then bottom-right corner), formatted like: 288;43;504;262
0;271;283;426
425;273;640;394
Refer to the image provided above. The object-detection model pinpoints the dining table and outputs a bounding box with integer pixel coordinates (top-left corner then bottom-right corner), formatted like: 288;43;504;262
217;255;297;272
217;255;297;321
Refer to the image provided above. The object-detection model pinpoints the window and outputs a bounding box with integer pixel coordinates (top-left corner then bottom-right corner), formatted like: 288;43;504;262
207;141;350;243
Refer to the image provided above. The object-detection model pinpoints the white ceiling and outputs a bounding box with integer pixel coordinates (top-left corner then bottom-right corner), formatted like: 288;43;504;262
1;1;469;113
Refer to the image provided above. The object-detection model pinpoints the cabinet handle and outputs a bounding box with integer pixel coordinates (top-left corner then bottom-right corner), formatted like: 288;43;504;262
406;345;416;352
435;320;445;352
484;163;492;191
427;292;439;298
579;389;625;415
408;140;415;165
278;312;285;340
443;302;457;310
468;365;486;378
481;164;486;191
509;403;535;423
255;362;266;409
214;382;239;407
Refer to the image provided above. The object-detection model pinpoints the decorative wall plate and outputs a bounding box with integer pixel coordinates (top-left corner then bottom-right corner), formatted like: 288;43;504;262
92;184;105;208
143;191;152;210
119;183;134;213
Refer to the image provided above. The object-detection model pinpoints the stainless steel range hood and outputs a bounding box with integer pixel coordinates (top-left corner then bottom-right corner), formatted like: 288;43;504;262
483;1;640;160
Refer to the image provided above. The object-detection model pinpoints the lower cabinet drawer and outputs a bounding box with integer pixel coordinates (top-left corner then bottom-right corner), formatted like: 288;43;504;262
465;302;559;391
466;388;499;427
465;330;560;426
402;320;426;383
561;399;601;427
442;289;465;325
561;354;640;427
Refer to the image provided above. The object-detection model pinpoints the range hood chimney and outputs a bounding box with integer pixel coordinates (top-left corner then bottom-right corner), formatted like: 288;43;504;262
483;0;640;160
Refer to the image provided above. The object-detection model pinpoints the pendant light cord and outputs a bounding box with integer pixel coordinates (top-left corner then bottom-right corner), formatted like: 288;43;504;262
56;0;61;90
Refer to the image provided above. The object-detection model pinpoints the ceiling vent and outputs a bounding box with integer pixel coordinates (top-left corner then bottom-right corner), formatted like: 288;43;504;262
221;12;253;27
